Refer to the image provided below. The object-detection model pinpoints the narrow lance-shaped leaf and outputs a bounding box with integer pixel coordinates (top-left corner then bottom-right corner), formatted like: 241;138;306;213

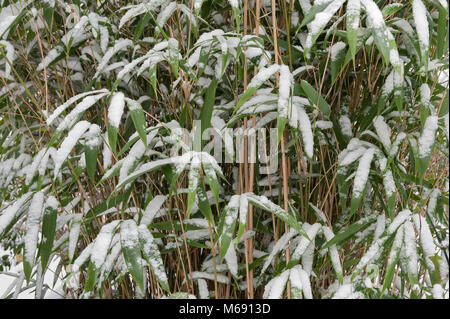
235;194;248;245
120;220;145;294
219;195;239;260
24;191;45;282
300;80;331;116
39;196;59;271
68;214;82;262
126;98;147;148
289;265;304;299
350;148;375;216
412;0;430;71
187;154;201;217
168;38;179;77
54;120;92;178
322;226;343;284
84;124;102;181
233;64;280;114
417;115;438;178
402;220;418;285
246;193;304;236
108;92;125;154
0;192;32;237
263;269;290;299
381;225;404;294
303;0;346;57
138;225;170;292
277;64;293;142
322;215;377;250
346;0;360;60
361;0;402;74
290;223;321;265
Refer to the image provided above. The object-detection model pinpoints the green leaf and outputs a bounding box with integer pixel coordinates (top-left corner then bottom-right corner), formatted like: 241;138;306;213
197;184;214;225
114;158;173;191
121;220;145;294
299;1;334;29
39;201;58;271
219;202;238;260
200;77;218;146
245;193;304;236
382;3;404;17
107;124;118;154
85;261;97;292
129;103;147;147
233;86;258;114
187;166;200;217
138;225;170;292
300;80;331;116
84;145;99;182
321;216;377;250
381;229;403;294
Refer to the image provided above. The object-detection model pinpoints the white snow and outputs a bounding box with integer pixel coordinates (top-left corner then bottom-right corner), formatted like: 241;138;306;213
412;0;429;54
291;223;321;261
278;64;293;119
412;214;436;273
361;0;385;29
264;269;290;299
248;64;281;89
288;103;314;158
91;220;120;268
108;92;125;128
305;0;346;51
329;41;346;61
418;115;438;158
197;278;209;299
0;193;31;235
54;120;92;177
68;214;82;261
403;220;418;278
95;39;133;77
24;192;44;267
387;209;411;234
339;115;353;138
352;148;375;198
373;116;391;150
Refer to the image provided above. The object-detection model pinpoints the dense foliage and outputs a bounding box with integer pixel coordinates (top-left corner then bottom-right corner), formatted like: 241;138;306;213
0;0;448;299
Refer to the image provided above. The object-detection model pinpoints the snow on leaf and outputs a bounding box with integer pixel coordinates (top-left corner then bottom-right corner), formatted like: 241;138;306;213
120;219;145;294
263;269;290;299
322;226;343;283
138;224;169;292
373;116;391;151
288;102;314;159
108;92;125;129
140;195;167;226
418;115;438;159
412;0;429;67
352;148;375;199
412;214;436;275
402;220;418;283
23;191;45;280
387;209;411;234
91;220;120;269
291;223;321;262
278;64;293;119
54;120;92;177
68;214;82;261
261;228;297;276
